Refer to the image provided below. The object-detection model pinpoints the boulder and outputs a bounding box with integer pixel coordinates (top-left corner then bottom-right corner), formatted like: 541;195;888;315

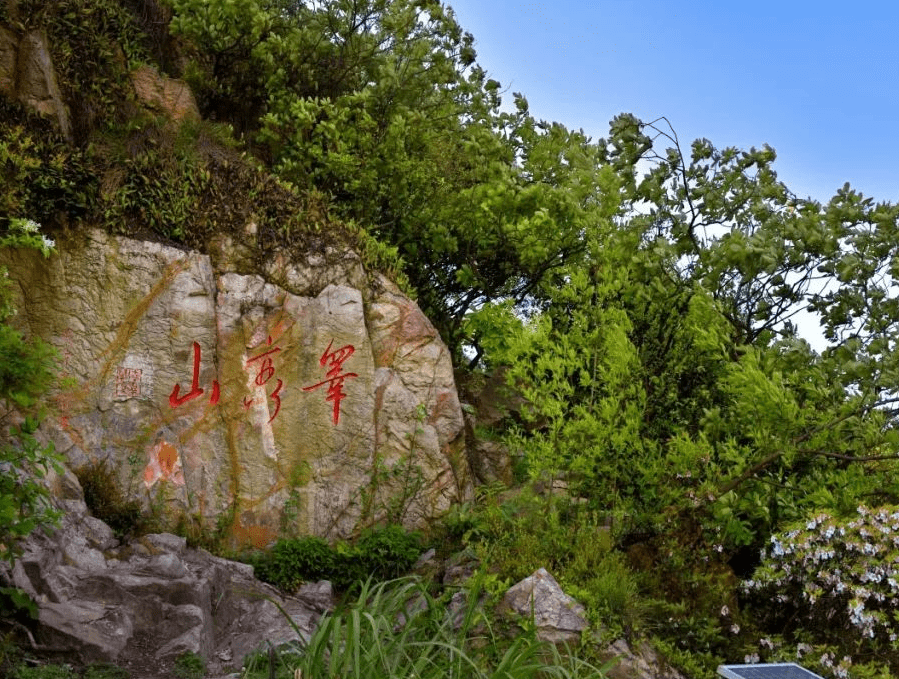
603;639;689;679
0;26;72;139
498;568;588;645
2;483;325;674
0;228;472;545
130;64;199;122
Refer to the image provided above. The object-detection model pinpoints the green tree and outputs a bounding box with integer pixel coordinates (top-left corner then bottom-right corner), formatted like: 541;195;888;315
475;113;899;558
169;0;622;356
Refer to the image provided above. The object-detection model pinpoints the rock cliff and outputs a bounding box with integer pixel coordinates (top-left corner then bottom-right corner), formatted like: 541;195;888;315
1;227;472;546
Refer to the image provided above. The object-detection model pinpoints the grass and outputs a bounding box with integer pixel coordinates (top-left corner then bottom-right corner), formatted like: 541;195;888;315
281;576;610;679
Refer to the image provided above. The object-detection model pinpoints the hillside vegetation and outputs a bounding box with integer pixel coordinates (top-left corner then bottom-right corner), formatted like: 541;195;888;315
4;1;899;677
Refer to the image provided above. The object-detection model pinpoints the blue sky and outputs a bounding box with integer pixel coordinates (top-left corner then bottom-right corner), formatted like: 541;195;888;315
445;0;899;206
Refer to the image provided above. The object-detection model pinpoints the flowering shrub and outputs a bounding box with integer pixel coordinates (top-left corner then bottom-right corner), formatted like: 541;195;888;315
744;505;899;673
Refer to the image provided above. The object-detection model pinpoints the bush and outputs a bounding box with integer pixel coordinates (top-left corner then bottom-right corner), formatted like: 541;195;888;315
253;536;335;591
252;526;422;592
173;651;205;679
745;505;899;672
75;460;145;539
0;219;61;564
353;525;422;580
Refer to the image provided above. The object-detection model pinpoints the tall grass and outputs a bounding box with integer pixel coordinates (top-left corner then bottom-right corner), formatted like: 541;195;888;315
285;577;608;679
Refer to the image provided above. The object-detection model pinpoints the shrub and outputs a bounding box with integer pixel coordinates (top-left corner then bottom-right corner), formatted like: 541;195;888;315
173;651;205;679
353;525;422;580
745;505;899;671
252;526;422;592
0;219;61;564
253;536;335;591
75;460;145;539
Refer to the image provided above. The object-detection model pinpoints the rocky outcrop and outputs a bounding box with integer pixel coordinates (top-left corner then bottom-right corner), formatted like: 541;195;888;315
498;568;588;645
1;228;471;546
1;22;198;138
0;26;72;139
602;639;689;679
2;477;325;675
130;64;199;122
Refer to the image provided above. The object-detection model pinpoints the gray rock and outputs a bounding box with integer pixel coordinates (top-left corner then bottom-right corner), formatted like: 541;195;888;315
0;27;72;139
442;549;480;586
499;568;588;645
603;638;689;679
82;515;118;551
0;228;473;545
7;487;321;672
136;553;189;579
296;580;334;613
142;533;187;556
37;600;133;661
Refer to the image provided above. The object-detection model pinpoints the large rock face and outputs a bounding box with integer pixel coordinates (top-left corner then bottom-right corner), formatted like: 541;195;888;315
1;229;471;545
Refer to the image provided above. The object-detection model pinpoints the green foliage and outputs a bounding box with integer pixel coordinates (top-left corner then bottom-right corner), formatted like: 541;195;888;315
253;535;336;591
75;460;146;539
0;219;61;564
239;647;303;679
0;100;96;228
253;525;422;591
0;586;37;621
291;576;609;679
16;0;147;139
7;662;76;679
81;664;130;679
353;524;422;580
0;660;131;679
172;651;206;679
97;118;212;240
167;0;622;354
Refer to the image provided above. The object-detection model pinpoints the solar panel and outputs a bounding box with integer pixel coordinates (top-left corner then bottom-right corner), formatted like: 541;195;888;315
717;663;825;679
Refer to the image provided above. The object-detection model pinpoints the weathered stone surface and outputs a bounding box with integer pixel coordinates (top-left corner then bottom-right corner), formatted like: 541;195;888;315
0;26;72;138
603;639;689;679
499;568;588;644
296;580;334;613
130;64;199;122
2;485;325;673
1;228;471;544
0;25;16;94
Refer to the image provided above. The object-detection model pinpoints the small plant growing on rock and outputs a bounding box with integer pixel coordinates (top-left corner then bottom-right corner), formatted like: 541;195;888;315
253;536;335;591
75;460;145;539
173;650;206;679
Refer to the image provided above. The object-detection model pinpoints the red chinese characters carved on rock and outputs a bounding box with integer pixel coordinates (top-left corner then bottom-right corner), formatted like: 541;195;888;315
303;340;358;425
243;336;283;423
169;342;220;408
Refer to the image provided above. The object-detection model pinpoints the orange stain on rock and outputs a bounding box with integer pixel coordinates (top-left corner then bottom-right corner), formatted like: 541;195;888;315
144;440;185;488
230;520;277;549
